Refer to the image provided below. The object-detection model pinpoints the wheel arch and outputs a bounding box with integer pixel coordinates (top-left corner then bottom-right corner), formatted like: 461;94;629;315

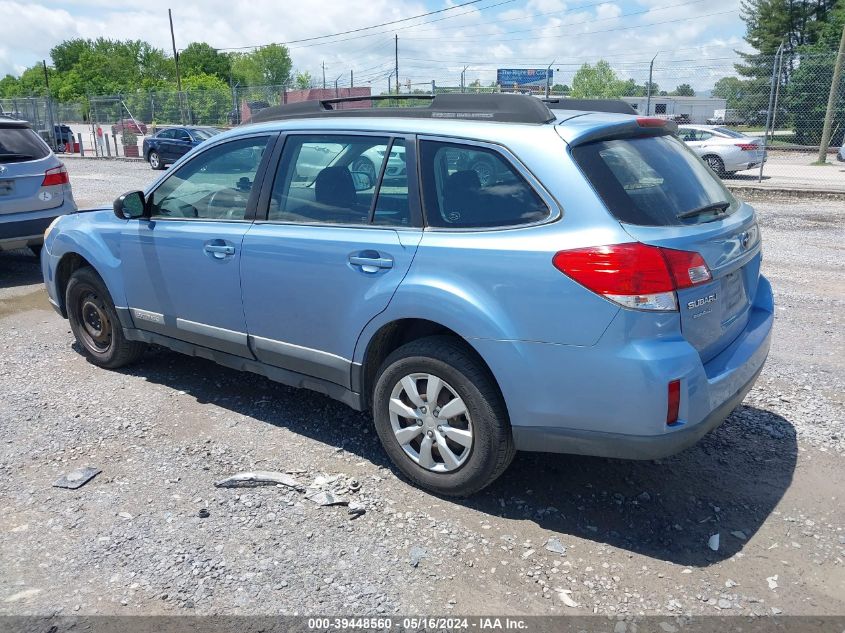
54;252;97;317
355;317;505;412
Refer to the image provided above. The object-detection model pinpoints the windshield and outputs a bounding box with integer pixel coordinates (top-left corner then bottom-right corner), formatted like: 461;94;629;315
0;126;50;162
572;134;737;226
191;128;221;141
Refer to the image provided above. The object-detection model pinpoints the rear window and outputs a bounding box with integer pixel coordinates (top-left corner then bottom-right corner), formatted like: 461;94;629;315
0;126;50;162
572;134;737;226
420;140;549;229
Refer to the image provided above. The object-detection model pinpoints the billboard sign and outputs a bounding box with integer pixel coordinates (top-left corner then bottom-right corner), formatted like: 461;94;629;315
496;68;552;88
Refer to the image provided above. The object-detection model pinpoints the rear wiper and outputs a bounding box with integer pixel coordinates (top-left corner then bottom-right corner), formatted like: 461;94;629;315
677;201;730;220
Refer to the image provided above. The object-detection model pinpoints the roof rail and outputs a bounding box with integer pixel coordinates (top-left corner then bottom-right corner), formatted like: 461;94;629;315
247;93;556;125
540;98;637;115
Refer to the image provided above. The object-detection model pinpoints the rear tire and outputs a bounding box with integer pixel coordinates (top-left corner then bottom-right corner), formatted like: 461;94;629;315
703;154;726;177
372;335;515;497
148;150;164;170
66;267;146;369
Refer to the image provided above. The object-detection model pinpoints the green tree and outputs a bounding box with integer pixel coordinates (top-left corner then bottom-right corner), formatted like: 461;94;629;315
231;44;292;86
551;83;570;94
293;71;313;89
672;83;695;96
571;60;624;98
181;73;230;124
180;42;231;81
786;2;845;144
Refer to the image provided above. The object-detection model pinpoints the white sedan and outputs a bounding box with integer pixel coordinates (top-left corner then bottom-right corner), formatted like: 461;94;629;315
677;125;767;178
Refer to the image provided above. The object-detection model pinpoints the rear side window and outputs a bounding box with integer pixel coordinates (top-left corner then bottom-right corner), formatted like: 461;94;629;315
572;134;737;226
268;134;411;226
0;126;50;162
419;140;549;228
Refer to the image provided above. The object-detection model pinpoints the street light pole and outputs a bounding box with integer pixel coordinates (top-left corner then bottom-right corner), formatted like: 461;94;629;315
646;52;658;116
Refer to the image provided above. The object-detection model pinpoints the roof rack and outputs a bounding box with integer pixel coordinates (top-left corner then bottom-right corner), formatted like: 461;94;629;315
540;98;637;115
247;93;556;125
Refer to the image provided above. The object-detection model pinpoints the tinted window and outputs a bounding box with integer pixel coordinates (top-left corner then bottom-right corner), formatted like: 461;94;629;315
572;134;737;226
419;140;548;228
149;136;268;220
175;129;192;142
157;129;175;139
269;134;410;226
0;126;50;162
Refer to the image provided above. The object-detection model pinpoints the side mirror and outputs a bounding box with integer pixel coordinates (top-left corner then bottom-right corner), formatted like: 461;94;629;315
113;191;147;220
350;170;374;192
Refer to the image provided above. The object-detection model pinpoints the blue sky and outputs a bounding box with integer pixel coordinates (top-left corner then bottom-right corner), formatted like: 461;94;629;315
0;0;750;91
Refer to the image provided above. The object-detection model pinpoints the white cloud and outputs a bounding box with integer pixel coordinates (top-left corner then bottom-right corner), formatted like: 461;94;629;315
1;0;750;92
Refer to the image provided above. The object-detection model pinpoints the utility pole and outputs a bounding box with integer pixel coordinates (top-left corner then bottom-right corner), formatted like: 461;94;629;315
646;52;658;116
168;9;184;125
388;72;394;95
350;69;354;88
544;59;555;98
461;65;469;93
322;61;326;90
394;34;399;95
817;20;845;164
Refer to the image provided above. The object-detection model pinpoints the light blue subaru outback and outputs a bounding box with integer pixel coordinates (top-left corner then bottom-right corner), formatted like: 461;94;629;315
41;94;773;496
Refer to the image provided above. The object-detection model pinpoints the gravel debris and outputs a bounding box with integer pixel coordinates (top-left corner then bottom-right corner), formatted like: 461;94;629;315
0;170;843;617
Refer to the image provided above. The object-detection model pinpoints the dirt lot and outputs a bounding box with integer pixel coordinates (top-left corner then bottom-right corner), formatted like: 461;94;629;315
0;160;843;619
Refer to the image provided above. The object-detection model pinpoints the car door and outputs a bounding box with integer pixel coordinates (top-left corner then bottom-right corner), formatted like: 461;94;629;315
239;133;422;389
120;133;276;357
154;129;175;160
173;128;194;159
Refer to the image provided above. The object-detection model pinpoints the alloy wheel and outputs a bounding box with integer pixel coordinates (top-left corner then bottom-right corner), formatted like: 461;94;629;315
388;373;473;473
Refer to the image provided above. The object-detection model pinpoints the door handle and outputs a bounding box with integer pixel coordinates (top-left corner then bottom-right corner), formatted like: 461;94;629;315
349;252;393;273
204;244;235;259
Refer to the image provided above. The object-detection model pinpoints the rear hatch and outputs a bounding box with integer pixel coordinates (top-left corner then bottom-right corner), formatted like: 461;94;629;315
0;122;66;215
569;128;761;363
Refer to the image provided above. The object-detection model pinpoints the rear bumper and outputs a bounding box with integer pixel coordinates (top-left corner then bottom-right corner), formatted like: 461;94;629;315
472;276;774;459
0;205;73;250
512;361;764;459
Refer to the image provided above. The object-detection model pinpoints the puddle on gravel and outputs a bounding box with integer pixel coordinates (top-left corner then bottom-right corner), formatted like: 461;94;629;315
0;288;51;318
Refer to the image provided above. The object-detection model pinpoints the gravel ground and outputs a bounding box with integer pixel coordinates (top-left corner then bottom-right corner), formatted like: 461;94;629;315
0;160;843;618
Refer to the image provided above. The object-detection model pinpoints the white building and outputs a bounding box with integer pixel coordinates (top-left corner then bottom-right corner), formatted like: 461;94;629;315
621;96;727;123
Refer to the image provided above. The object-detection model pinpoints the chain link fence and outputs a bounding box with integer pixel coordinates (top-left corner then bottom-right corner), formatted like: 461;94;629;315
3;52;842;158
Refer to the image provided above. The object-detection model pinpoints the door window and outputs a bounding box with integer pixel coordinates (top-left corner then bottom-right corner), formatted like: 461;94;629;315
268;134;410;226
149;136;269;220
157;129;175;140
419;140;549;228
175;129;192;142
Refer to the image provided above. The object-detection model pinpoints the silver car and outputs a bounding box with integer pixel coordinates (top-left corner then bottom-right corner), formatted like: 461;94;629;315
0;116;76;255
677;125;767;177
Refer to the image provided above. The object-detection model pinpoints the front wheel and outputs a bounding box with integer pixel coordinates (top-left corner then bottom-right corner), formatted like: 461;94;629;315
66;267;146;368
372;336;515;497
148;150;164;170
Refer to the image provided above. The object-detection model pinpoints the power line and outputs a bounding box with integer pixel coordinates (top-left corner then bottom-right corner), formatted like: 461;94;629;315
216;0;490;51
282;0;518;51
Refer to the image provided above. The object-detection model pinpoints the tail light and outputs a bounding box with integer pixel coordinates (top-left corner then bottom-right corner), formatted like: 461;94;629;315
42;165;69;187
552;243;712;311
735;143;758;151
667;379;681;425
